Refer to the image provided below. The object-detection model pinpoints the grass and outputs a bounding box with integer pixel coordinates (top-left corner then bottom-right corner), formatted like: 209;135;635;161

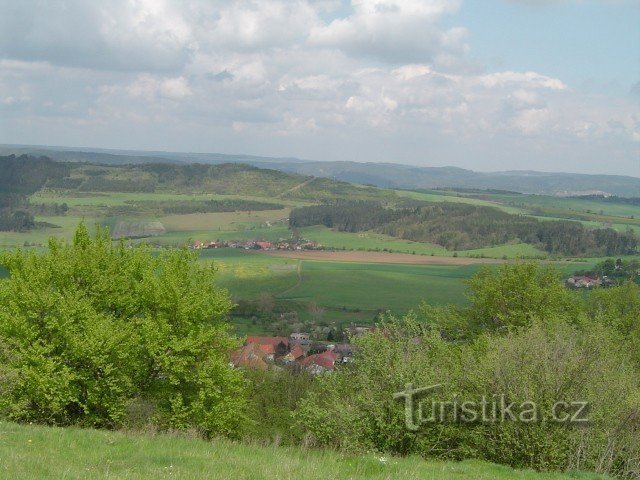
298;225;449;255
159;209;290;232
277;260;481;311
394;189;527;214
458;242;547;259
0;421;610;480
486;193;640;219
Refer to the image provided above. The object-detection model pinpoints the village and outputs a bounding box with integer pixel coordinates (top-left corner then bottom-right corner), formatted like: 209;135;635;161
565;257;640;288
229;325;376;375
190;237;320;251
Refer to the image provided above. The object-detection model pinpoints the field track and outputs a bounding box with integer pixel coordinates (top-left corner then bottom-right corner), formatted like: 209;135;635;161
261;250;507;265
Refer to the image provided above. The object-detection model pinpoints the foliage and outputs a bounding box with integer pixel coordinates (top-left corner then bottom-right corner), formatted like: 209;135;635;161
463;262;580;331
290;201;404;232
296;315;640;477
243;367;313;445
296;263;640;478
0;155;69;195
290;202;638;256
0;155;69;231
0;223;246;437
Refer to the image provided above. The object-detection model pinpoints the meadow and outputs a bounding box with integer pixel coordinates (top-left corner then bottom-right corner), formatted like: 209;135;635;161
0;421;611;480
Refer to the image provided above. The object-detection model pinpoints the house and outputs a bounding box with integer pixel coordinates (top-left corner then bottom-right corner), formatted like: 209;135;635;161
246;336;289;357
282;344;305;364
344;325;373;338
289;332;310;342
566;275;602;289
230;343;268;370
333;343;354;363
302;350;338;374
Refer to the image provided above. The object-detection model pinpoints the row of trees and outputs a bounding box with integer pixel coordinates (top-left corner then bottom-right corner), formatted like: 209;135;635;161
289;200;405;232
0;155;70;231
290;201;639;256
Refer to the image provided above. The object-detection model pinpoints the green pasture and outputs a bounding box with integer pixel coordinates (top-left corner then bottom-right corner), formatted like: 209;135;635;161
458;242;547;259
30;190;310;208
0;422;608;480
298;225;449;255
486;193;640;219
394;189;526;214
277;260;481;312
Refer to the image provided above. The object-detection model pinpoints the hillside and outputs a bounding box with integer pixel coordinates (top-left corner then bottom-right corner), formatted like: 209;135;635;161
0;422;610;480
272;161;640;197
2;145;638;197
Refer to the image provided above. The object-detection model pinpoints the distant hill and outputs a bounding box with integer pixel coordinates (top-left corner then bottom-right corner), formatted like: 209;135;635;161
0;154;393;205
2;144;638;197
270;161;640;198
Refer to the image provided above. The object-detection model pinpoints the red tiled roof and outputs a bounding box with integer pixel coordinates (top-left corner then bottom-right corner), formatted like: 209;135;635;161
230;343;268;370
246;336;289;347
302;350;337;370
290;344;304;359
259;344;275;355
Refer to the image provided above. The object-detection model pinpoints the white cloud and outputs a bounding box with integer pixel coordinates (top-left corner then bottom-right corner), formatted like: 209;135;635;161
0;0;194;72
0;0;637;175
308;0;468;66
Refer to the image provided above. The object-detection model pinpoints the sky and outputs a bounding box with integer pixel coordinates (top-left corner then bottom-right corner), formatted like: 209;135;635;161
0;0;638;176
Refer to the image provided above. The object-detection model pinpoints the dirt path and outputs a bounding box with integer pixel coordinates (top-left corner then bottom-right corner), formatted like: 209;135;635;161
262;250;508;266
275;261;303;297
277;177;315;199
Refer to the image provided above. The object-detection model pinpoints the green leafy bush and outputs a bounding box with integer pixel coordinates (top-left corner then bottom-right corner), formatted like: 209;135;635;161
0;223;247;437
296;264;640;478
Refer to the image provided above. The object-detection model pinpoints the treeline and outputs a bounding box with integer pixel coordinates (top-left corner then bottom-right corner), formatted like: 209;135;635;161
290;201;638;256
0;210;34;231
0;155;69;231
576;195;640;206
27;202;69;216
289;201;405;232
0;155;69;195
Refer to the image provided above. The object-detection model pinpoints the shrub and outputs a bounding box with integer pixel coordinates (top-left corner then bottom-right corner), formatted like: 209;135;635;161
0;223;247;438
296;316;640;477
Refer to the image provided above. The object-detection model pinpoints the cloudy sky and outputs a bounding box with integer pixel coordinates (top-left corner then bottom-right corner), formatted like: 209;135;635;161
0;0;638;175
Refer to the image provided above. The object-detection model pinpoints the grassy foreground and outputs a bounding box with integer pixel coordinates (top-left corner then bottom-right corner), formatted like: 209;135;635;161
0;422;610;480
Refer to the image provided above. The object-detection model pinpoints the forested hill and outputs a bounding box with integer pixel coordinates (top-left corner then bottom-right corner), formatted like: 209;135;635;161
0;155;69;231
290;201;639;257
0;155;69;194
274;161;640;197
2;145;638;197
0;154;393;202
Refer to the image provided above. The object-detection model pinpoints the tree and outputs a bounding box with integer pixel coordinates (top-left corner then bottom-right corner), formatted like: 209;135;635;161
0;223;247;437
465;262;579;331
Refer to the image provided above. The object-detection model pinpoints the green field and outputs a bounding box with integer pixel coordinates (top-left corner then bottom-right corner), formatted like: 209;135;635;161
277;260;479;311
1;178;635;337
394;189;527;214
0;422;610;480
298;225;449;255
200;248;482;309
